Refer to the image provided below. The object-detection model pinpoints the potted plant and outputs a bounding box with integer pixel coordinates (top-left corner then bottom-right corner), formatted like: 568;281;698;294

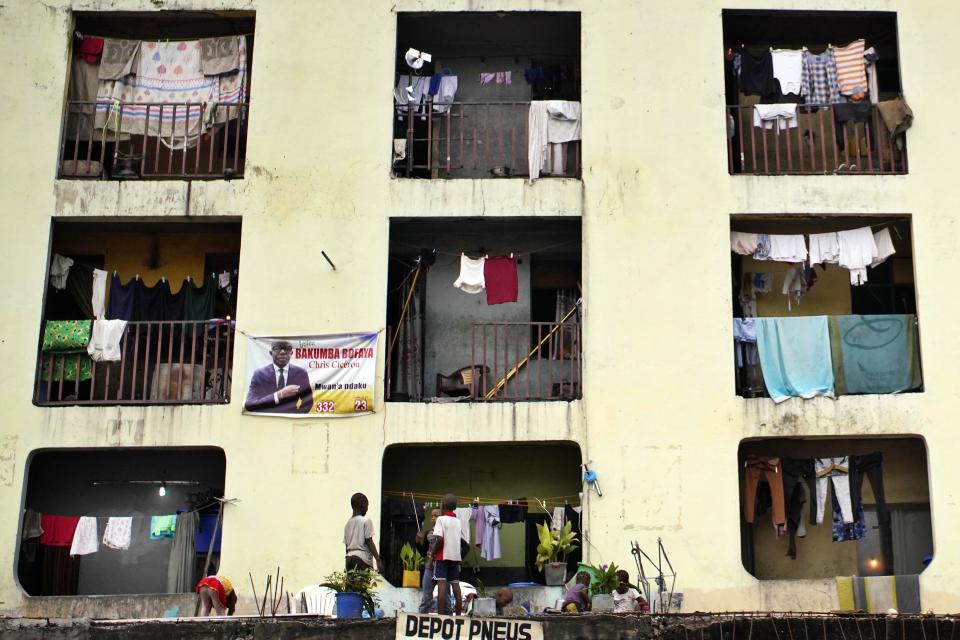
589;562;620;612
320;568;380;618
535;521;579;586
400;542;424;588
472;578;497;617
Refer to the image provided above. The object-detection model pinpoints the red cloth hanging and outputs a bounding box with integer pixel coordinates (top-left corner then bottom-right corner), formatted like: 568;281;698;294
77;37;104;63
39;515;81;547
483;256;518;305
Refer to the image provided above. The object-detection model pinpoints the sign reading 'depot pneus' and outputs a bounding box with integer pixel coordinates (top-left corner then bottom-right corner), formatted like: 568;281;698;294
396;613;544;640
242;332;378;418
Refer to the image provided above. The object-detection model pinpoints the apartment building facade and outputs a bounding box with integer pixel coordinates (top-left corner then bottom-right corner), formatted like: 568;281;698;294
0;0;956;618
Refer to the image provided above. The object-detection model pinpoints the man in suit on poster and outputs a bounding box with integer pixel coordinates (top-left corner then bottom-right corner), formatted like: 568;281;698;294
244;339;313;413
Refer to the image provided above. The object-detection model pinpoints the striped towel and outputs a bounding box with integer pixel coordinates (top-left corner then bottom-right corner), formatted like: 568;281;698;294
834;39;867;96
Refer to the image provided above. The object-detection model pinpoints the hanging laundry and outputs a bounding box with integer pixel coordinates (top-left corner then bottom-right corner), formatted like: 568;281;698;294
49;254;74;290
77;36;104;63
200;36;240;75
87;318;128;362
98;39;140;80
479;505;501;561
730;232;759;255
70;516;99;556
40;515;81;547
753;234;807;263
815;457;854;524
739;49;780;101
92;268;108;318
551;506;565;531
808;232;840;266
106;274;135;321
864;47;880;104
752;104;798;131
133;279;168;322
743;455;786;527
433;76;458;114
393;138;407;164
217;271;233;297
160;280;185;321
800;50;841;105
833;39;868;97
453;254;486;294
182;276;218;321
428;75;442;96
395;75;430;113
829;315;922;395
498;498;527;524
832;499;867;542
23;510;44;540
755;316;835;403
850;453;888;523
870;228;896;267
483;256;518;305
453;507;473;544
877;98;913;139
837;226;879;285
733;318;758;367
781;266;807;311
41;320;93;383
150;515;177;540
752;272;773;294
527;100;582;180
770;49;804;95
480;71;511;85
102;517;133;550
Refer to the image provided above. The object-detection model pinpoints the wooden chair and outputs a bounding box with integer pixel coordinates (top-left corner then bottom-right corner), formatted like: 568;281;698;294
436;365;489;398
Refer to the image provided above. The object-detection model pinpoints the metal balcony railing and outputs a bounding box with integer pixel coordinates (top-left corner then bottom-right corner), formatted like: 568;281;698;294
58;101;248;180
36;320;233;406
727;103;907;175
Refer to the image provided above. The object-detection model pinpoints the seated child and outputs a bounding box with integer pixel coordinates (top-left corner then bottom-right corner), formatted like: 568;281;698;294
612;569;648;613
561;571;592;613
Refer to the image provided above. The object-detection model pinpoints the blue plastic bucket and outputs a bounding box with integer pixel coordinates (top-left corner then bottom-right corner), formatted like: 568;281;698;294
335;592;364;618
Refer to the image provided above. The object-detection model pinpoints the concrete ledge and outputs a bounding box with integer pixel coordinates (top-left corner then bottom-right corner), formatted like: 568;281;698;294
17;593;196;620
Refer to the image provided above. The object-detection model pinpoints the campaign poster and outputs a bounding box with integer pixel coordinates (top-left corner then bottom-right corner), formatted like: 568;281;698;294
243;332;377;418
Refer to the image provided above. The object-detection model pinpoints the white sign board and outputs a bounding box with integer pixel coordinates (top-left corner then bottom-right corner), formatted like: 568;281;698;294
396;613;544;640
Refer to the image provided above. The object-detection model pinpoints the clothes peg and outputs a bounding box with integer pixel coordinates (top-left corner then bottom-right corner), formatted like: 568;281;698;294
135;273;140;281
186;275;191;282
112;269;117;276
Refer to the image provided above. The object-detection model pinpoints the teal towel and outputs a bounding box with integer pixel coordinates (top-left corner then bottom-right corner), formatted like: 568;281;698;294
830;315;921;394
150;515;177;540
755;316;834;403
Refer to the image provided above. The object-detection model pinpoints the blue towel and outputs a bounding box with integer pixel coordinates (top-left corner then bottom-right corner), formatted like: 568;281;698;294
755;316;834;403
830;315;920;394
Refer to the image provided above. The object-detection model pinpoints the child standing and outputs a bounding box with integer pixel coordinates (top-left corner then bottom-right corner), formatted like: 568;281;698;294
343;492;384;572
613;569;648;612
561;571;592;612
426;493;463;615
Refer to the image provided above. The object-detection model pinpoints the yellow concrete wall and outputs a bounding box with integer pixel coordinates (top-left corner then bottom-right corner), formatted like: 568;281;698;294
1;0;960;618
52;229;241;290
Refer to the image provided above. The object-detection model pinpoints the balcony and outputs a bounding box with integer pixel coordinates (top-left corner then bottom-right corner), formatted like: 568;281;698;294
727;103;907;175
36;319;234;406
59;100;248;180
388;320;582;402
393;101;581;180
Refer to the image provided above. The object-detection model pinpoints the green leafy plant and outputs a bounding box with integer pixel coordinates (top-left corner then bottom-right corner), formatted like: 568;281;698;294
535;521;579;570
400;542;424;571
474;577;487;598
589;562;620;595
320;568;381;614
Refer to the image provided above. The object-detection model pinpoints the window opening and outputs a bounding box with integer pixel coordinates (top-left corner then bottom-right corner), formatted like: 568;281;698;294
17;447;227;597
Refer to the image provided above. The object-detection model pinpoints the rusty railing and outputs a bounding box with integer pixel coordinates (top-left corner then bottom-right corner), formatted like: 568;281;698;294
395;101;581;179
58;101;248;179
727;103;907;175
36;320;234;406
471;321;582;401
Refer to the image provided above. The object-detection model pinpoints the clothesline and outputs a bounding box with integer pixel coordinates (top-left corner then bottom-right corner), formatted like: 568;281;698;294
392;239;578;259
383;490;581;509
76;31;255;42
29;496;236;520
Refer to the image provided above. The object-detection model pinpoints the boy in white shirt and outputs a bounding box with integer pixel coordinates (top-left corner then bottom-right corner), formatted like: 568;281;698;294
613;569;648;613
426;493;463;615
